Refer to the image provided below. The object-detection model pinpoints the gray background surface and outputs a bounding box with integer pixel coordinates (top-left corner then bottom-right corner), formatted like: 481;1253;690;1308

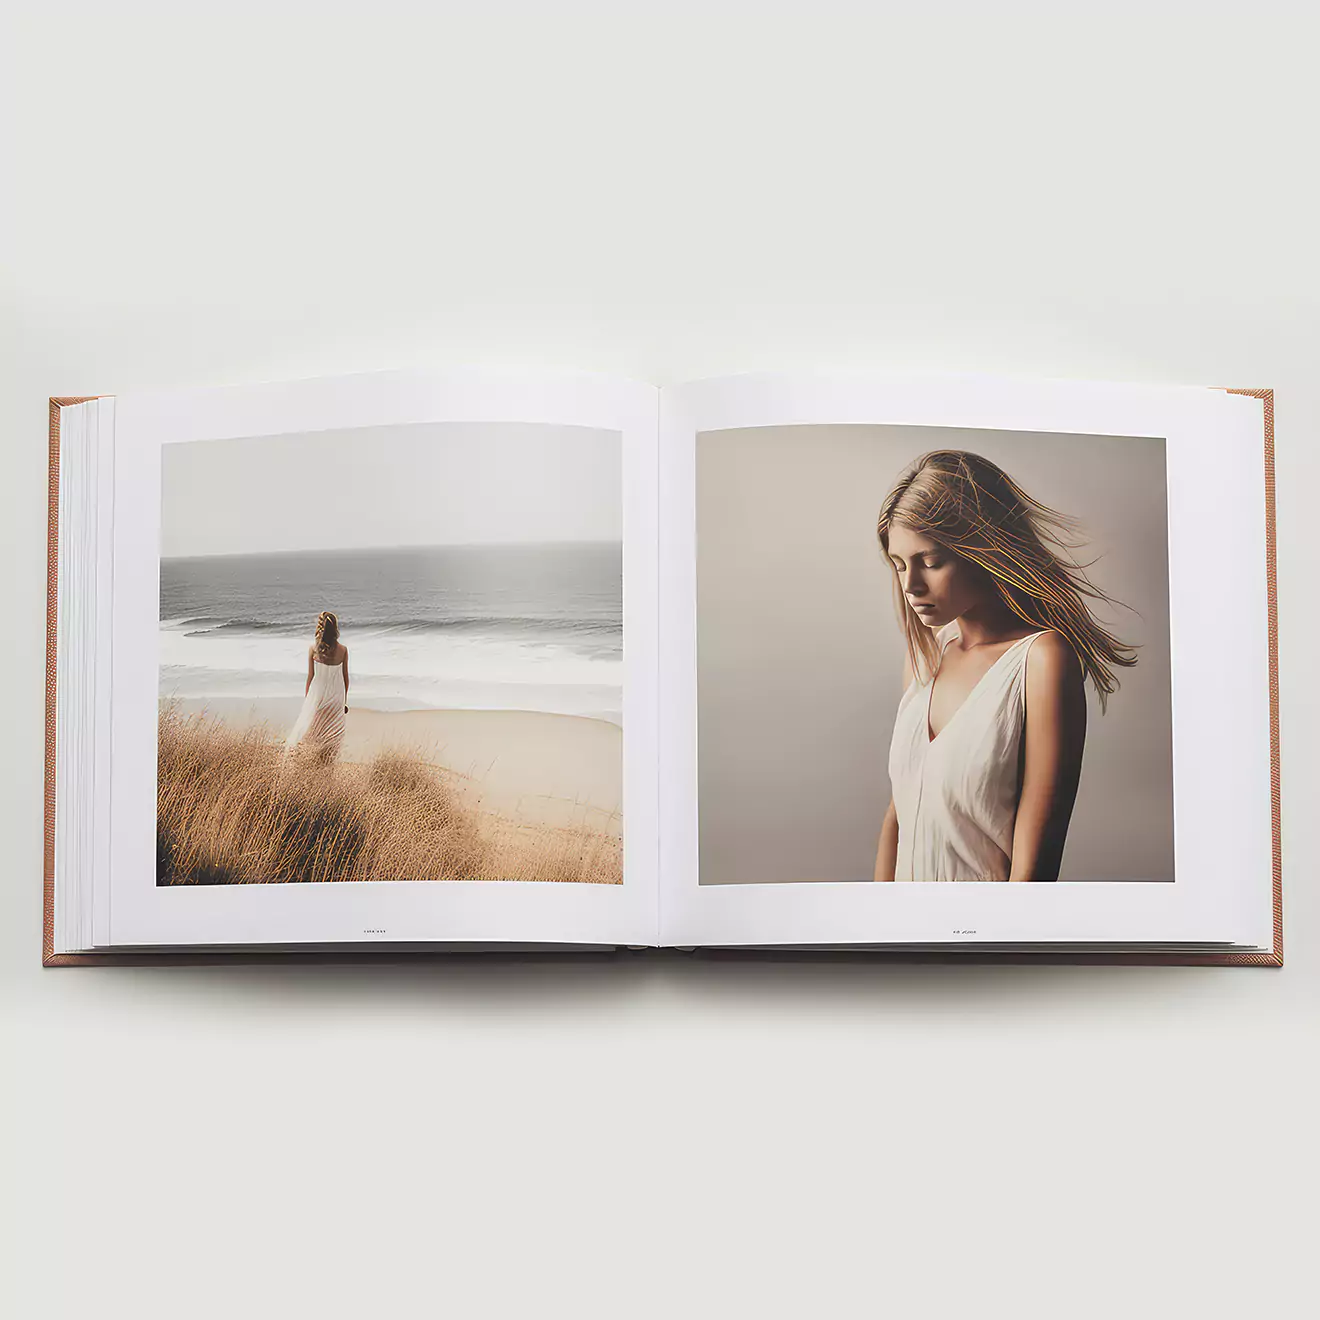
698;425;1173;883
5;5;1316;1319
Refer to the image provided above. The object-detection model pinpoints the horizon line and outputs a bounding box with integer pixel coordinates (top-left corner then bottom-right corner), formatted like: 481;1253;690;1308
162;538;624;561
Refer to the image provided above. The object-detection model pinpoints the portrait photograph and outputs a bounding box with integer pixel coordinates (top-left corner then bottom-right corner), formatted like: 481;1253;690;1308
157;420;624;887
696;423;1174;885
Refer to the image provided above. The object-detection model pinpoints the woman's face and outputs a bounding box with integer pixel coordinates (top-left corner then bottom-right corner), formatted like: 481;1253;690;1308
886;524;988;629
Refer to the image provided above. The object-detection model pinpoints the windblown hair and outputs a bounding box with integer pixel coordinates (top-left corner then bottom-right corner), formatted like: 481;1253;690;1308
877;450;1137;709
313;610;340;662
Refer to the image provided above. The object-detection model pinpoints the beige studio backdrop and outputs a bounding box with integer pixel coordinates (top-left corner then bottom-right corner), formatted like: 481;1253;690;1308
697;424;1174;885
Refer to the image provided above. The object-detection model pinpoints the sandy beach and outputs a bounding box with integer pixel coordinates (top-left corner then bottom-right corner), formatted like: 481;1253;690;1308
165;698;622;837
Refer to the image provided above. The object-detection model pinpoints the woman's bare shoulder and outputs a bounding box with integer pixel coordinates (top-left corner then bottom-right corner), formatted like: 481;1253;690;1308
1027;630;1083;688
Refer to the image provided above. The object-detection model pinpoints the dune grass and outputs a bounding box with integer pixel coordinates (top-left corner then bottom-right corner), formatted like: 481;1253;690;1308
157;707;622;886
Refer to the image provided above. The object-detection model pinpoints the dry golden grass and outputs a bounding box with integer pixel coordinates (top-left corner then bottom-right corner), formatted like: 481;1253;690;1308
157;707;622;886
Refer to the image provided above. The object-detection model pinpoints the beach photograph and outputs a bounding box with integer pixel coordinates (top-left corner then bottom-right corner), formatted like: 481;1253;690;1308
157;421;624;886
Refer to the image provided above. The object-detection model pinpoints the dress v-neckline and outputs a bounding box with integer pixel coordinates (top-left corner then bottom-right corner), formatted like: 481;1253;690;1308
924;629;1040;746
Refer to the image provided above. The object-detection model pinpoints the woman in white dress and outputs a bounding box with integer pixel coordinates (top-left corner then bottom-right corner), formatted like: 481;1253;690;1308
284;610;350;765
874;451;1137;882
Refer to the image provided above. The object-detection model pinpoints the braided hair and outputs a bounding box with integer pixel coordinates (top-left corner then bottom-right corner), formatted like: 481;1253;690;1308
313;610;340;662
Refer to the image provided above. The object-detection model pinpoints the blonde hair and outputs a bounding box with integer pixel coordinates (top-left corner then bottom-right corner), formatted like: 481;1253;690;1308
877;450;1137;709
313;611;340;662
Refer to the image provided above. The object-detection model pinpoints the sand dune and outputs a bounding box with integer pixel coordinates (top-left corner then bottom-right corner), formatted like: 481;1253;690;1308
166;698;622;836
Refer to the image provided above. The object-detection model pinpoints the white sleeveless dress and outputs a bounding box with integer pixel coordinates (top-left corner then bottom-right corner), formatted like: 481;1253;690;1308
888;622;1048;882
284;656;347;761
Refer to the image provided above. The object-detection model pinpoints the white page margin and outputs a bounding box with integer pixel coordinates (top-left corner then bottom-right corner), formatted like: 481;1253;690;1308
109;368;659;948
659;371;1272;948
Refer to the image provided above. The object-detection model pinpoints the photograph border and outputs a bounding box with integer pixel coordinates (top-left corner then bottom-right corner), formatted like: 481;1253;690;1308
1220;387;1282;966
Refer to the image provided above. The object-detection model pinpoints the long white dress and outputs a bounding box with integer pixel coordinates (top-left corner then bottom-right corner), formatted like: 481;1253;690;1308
887;621;1048;881
284;655;347;762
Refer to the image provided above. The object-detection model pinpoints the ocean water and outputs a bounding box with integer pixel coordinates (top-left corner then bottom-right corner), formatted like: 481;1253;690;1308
159;543;624;724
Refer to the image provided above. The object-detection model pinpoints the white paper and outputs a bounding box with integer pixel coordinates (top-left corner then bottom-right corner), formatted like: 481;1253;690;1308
658;371;1273;949
107;368;659;948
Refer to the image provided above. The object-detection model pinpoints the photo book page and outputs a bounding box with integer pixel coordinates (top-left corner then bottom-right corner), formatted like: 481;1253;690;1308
657;372;1278;957
64;369;661;954
47;368;1280;961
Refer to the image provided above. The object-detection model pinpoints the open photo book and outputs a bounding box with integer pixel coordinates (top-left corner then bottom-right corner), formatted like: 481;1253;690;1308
45;368;1282;963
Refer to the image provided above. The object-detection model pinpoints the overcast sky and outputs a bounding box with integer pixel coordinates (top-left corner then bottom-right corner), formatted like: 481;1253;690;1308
161;421;622;556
